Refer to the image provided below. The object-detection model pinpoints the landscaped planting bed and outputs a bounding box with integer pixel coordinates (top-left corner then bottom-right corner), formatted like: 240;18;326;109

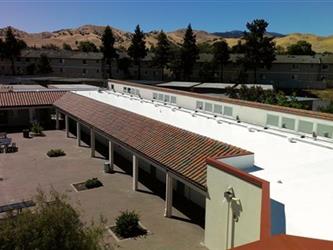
47;149;66;157
109;210;148;241
72;178;103;192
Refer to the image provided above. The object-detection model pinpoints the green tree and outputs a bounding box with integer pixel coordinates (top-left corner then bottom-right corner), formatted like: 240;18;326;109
3;27;27;75
242;19;276;83
37;54;53;74
128;25;147;80
62;43;72;50
212;40;230;82
152;30;171;80
198;62;215;82
26;63;36;75
231;40;245;53
180;24;199;80
168;46;182;80
101;26;118;79
286;40;315;55
117;57;132;78
78;41;98;52
0;189;105;250
41;44;59;50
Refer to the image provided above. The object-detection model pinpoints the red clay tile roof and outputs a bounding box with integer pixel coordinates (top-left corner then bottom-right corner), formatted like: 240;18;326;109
0;91;66;108
232;234;333;250
110;79;333;122
54;92;251;188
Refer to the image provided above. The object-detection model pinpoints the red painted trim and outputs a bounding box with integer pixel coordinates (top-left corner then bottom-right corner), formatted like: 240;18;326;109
206;157;271;240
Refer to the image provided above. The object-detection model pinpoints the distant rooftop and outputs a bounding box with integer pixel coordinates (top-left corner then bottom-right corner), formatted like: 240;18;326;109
157;81;201;88
48;84;99;91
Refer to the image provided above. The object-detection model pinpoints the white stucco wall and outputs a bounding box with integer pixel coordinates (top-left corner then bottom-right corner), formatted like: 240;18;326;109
204;164;262;250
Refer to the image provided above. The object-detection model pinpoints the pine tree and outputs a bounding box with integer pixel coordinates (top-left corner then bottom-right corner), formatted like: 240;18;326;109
37;54;53;74
101;26;118;78
3;27;27;75
181;24;199;81
242;19;276;84
212;40;230;82
128;25;147;80
152;30;171;80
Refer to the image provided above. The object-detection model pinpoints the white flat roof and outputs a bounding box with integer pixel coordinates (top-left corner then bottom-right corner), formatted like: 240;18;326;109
48;84;99;91
157;81;200;88
194;83;235;89
75;90;333;241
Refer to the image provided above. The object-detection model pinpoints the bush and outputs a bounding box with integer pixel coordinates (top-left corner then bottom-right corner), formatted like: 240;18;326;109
31;122;43;135
115;210;142;238
85;178;103;189
47;149;66;157
0;188;106;250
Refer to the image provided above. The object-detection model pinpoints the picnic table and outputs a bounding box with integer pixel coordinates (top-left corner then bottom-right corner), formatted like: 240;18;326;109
0;200;35;214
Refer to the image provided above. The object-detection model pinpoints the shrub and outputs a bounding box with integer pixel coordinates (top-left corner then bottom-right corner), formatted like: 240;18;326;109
85;178;103;189
47;149;66;157
31;122;43;135
115;210;143;238
0;188;106;250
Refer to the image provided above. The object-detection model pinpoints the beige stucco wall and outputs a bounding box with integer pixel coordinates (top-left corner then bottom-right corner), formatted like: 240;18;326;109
204;164;262;250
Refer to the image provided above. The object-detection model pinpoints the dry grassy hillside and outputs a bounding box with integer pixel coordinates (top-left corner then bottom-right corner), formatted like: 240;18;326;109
0;25;332;53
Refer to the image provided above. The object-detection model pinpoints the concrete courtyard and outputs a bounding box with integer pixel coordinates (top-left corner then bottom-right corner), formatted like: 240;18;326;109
0;130;206;250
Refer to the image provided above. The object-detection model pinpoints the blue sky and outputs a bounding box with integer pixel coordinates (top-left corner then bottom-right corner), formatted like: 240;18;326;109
0;1;333;35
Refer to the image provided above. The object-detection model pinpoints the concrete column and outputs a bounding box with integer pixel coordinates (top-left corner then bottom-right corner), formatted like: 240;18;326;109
132;154;138;191
90;128;95;157
109;140;114;172
29;108;36;123
55;110;59;130
76;122;81;146
65;115;69;138
164;172;173;217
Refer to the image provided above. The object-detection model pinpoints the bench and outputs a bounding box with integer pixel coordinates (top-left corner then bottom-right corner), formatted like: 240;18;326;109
0;200;35;214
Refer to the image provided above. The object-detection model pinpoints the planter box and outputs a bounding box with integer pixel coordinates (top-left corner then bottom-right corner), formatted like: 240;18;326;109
108;222;149;242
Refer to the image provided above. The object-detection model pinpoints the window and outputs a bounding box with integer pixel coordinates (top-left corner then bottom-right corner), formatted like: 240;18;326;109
59;68;63;73
266;114;279;127
291;74;298;80
82;69;87;75
292;64;299;69
25;58;30;62
59;59;65;64
164;95;170;102
281;117;295;130
170;96;177;104
158;93;164;101
224;106;233;116
260;74;266;80
317;124;333;138
196;101;203;110
96;69;100;73
145;71;148;75
322;64;329;71
96;60;100;63
298;120;313;134
204;103;213;112
82;59;87;64
213;104;223;114
153;93;158;99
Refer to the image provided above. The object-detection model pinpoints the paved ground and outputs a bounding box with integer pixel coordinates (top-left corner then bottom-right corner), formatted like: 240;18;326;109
0;130;206;250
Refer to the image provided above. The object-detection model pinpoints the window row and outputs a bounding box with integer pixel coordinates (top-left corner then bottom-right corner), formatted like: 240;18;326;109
266;114;333;138
195;101;233;117
152;92;177;104
123;87;140;96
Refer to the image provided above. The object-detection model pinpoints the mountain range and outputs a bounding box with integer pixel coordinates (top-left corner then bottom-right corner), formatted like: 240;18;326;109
0;25;333;53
